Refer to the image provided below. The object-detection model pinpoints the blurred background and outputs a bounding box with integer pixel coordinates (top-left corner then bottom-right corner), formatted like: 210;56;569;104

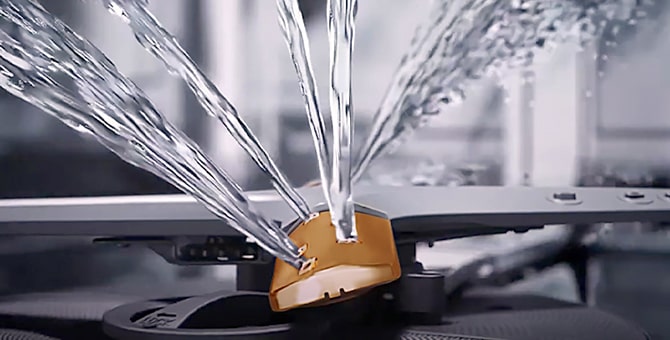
1;0;670;338
0;0;504;196
4;1;669;197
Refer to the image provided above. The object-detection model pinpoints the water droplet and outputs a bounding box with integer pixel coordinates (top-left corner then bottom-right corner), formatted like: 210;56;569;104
477;264;494;278
130;139;146;152
523;74;536;84
611;25;620;36
104;1;130;24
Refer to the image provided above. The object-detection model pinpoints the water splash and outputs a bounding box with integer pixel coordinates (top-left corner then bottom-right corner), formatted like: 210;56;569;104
327;0;357;241
101;0;312;221
352;0;647;181
275;0;332;216
0;0;305;268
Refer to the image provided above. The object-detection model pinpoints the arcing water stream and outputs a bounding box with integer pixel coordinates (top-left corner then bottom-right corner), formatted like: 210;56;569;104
100;0;312;222
275;0;332;214
0;0;650;264
326;0;358;241
276;0;358;241
352;0;648;182
0;0;306;269
107;0;360;242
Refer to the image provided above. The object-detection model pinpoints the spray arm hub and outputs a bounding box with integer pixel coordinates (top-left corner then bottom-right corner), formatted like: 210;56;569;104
269;204;401;311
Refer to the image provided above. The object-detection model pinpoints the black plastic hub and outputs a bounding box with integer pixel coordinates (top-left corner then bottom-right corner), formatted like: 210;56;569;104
102;290;650;340
103;243;450;339
103;290;409;339
100;237;649;340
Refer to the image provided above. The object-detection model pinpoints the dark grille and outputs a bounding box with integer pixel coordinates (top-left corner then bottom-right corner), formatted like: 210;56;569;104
401;330;497;340
0;329;57;340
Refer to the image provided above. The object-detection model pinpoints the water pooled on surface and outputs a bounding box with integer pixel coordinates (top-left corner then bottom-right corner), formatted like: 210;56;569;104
326;0;358;241
0;0;305;268
352;0;649;181
100;0;312;222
